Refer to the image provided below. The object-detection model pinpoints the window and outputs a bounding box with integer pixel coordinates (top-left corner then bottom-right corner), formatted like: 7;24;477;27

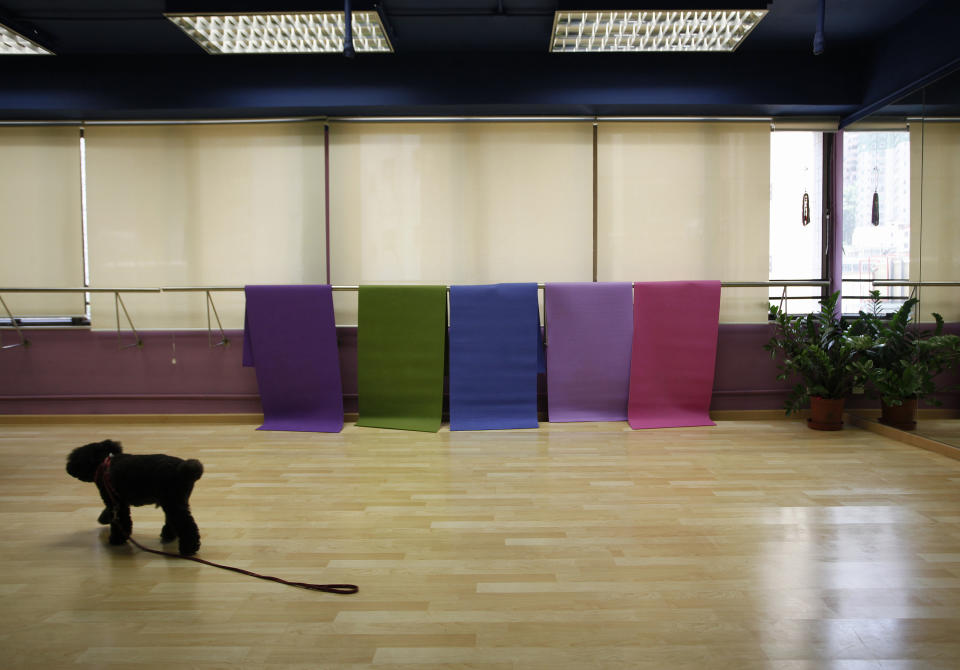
83;122;328;329
6;120;915;331
0;126;85;322
597;121;771;323
841;131;910;315
769;130;824;314
329;121;594;325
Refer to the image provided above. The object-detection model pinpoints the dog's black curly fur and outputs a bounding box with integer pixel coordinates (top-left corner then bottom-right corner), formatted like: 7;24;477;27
66;439;204;556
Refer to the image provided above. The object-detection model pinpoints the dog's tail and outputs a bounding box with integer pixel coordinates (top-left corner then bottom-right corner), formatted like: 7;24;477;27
178;459;204;482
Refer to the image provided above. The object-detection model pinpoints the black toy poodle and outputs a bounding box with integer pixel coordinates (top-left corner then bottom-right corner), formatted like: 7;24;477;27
66;439;204;556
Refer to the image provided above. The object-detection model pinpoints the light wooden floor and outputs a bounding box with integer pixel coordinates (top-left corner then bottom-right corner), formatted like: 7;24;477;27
2;419;960;669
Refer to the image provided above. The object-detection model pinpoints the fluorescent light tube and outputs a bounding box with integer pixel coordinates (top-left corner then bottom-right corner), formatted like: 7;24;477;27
166;11;392;54
0;22;53;55
550;9;767;53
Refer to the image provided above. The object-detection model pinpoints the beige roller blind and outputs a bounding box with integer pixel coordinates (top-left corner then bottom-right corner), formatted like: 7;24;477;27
596;121;771;322
0;126;84;316
328;122;594;324
912;121;960;321
84;122;327;329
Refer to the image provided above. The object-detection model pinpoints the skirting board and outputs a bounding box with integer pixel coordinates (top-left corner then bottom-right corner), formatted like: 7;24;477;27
0;413;265;425
846;412;960;462
0;409;801;425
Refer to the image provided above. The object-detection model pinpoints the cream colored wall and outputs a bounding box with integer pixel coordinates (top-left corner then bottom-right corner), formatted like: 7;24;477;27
0;126;85;316
84;122;327;329
328;122;594;324
5;120;788;328
596;122;771;322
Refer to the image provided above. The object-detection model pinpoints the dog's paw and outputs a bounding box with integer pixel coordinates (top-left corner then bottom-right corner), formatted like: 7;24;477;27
160;525;178;543
98;508;113;525
108;531;128;545
178;538;200;556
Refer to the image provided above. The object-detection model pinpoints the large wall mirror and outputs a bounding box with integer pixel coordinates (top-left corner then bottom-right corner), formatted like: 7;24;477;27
848;67;960;450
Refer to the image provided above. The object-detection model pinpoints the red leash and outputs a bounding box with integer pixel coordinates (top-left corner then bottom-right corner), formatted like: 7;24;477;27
125;536;358;594
95;456;358;595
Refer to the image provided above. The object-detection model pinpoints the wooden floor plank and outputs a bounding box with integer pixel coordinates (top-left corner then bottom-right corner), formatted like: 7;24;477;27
1;419;960;668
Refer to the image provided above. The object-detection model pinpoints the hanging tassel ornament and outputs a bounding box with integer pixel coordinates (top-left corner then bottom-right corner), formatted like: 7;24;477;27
802;191;810;226
871;166;880;226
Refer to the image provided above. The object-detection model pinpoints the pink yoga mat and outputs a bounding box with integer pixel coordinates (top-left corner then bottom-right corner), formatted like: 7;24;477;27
627;281;721;429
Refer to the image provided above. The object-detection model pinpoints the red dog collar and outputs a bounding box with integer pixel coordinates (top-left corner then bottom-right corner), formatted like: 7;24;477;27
95;455;119;504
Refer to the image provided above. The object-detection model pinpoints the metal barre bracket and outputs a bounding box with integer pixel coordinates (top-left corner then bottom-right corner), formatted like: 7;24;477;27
0;288;159;350
0;294;29;349
114;292;142;349
206;291;229;348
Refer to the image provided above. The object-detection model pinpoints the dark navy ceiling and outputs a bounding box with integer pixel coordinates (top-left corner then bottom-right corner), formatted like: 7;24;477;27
1;0;959;122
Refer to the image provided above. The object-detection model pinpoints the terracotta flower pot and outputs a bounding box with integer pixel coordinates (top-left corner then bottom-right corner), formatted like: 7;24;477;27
879;397;918;431
807;396;845;431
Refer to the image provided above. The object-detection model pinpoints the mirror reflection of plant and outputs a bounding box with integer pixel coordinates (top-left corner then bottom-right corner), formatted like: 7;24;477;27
852;290;960;407
765;291;874;414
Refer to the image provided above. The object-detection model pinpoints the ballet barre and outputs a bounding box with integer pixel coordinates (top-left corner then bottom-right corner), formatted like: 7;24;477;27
2;281;833;351
872;281;960;286
870;280;960;302
0;288;160;350
161;281;831;340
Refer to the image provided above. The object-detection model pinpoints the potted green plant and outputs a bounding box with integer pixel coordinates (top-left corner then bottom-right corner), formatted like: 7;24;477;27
765;291;873;430
853;290;960;430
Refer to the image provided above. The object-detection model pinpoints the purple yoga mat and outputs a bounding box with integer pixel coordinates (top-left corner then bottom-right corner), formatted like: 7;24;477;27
242;285;344;432
627;281;721;429
545;282;634;422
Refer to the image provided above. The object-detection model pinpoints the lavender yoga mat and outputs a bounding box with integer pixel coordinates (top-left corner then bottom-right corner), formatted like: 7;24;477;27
545;282;633;422
242;285;344;433
627;281;721;429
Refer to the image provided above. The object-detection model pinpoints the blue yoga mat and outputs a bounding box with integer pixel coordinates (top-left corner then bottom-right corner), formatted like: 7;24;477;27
242;285;344;433
449;283;543;431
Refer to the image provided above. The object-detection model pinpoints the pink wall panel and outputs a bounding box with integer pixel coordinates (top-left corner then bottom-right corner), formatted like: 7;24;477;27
2;324;955;415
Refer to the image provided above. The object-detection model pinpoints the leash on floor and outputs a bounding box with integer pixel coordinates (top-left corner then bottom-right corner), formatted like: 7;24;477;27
124;535;359;595
96;455;357;595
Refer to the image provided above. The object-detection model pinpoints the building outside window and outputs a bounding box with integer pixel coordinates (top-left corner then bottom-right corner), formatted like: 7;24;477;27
769;130;823;314
841;131;911;315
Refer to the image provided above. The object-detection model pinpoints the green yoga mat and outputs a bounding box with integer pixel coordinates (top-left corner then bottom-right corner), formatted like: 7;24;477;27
357;285;447;432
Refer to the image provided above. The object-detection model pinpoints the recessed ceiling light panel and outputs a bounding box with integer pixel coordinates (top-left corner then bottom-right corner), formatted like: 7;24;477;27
1;23;53;55
550;9;767;53
166;12;393;54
